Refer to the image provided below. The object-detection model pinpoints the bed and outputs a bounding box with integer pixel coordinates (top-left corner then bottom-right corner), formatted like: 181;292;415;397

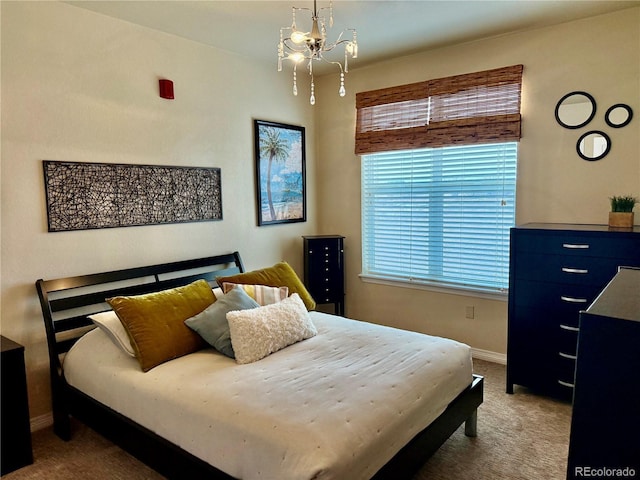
36;252;483;480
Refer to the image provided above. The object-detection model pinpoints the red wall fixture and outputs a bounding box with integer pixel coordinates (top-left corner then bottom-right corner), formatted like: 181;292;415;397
159;79;174;99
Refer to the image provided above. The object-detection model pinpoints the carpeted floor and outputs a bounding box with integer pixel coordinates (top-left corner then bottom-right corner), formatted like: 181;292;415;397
414;359;571;480
2;360;571;480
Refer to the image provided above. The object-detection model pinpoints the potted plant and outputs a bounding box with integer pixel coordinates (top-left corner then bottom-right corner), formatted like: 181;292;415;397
609;195;638;228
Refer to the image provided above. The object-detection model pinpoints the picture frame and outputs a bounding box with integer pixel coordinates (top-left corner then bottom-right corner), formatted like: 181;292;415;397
254;120;306;226
43;160;222;232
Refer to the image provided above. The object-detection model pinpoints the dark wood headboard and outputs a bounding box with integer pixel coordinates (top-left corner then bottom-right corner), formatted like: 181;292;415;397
35;251;244;438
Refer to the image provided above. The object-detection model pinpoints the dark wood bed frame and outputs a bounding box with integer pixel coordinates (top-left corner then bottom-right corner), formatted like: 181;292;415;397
36;252;483;480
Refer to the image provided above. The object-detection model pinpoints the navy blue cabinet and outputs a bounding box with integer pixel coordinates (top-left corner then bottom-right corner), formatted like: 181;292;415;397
303;235;345;315
506;224;640;400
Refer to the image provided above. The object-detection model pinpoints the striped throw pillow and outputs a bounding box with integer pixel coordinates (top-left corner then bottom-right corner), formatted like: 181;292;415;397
222;282;288;305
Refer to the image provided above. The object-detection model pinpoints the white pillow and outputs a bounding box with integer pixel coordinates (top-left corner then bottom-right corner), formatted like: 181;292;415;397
222;282;288;305
89;311;136;357
227;293;317;364
212;287;224;298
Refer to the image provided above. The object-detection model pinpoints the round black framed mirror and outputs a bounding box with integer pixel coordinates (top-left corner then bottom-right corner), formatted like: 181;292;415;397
605;104;633;128
576;130;611;161
555;91;596;129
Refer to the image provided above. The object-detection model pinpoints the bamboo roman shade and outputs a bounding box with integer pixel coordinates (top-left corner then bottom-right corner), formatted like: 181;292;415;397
355;64;524;154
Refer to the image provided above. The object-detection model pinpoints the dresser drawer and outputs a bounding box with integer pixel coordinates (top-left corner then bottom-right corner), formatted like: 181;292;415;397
306;253;341;271
307;271;344;296
510;305;580;355
513;232;640;259
556;352;577;388
558;323;579;356
305;238;343;255
308;287;344;303
514;253;626;286
512;280;601;314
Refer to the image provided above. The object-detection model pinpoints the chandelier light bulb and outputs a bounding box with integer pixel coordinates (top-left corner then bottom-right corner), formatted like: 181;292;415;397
278;0;358;105
288;52;306;63
290;30;308;44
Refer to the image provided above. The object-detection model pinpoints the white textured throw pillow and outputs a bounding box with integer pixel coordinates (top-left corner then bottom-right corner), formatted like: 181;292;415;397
227;293;317;364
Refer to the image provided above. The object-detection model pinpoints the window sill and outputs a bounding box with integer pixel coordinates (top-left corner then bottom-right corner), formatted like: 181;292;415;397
359;274;508;302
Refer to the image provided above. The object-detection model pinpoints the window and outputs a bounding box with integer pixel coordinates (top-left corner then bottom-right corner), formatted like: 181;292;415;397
361;142;517;295
356;65;523;296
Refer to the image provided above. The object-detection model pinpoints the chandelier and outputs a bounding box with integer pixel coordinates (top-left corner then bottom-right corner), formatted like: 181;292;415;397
278;0;358;105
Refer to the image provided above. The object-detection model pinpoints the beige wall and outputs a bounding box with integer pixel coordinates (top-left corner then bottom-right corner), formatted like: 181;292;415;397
314;8;640;355
2;2;639;425
0;2;316;421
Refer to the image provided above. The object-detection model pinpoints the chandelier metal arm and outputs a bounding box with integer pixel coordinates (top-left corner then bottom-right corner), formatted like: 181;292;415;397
277;0;357;105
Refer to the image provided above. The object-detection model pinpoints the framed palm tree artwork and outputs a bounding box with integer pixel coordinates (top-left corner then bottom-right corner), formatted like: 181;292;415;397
254;120;307;226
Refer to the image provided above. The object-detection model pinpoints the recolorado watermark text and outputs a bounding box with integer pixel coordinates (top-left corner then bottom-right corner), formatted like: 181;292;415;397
575;467;637;478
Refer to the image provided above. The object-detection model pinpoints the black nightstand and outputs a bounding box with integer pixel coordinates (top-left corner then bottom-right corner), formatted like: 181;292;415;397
1;335;33;474
566;268;640;479
303;235;345;315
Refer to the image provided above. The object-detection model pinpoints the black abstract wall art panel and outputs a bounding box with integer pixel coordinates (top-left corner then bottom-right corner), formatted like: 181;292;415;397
43;161;222;232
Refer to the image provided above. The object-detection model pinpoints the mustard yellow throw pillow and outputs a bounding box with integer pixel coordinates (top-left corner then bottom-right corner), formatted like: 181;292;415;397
108;279;214;372
217;261;316;310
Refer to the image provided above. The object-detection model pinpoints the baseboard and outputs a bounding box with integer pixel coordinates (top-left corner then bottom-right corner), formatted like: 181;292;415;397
30;412;53;432
471;348;506;365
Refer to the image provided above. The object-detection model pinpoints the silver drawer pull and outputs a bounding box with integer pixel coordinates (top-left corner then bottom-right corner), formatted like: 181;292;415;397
562;267;589;274
562;243;590;249
560;324;579;332
561;295;588;303
559;352;577;360
558;380;575;388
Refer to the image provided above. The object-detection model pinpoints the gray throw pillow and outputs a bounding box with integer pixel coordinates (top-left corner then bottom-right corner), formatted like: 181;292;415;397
184;287;259;358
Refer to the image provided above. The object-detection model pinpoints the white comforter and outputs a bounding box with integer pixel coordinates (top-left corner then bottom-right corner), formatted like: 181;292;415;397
64;311;472;480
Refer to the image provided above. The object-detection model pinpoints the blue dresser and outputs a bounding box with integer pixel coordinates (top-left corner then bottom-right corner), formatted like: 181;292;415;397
506;223;640;400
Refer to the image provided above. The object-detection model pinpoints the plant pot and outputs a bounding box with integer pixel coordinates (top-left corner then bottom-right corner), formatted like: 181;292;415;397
608;212;634;229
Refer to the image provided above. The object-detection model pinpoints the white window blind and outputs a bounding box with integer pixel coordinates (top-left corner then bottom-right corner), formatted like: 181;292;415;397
362;142;517;294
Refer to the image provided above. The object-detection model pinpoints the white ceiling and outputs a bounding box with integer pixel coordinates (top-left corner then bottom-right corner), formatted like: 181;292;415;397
66;0;638;74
